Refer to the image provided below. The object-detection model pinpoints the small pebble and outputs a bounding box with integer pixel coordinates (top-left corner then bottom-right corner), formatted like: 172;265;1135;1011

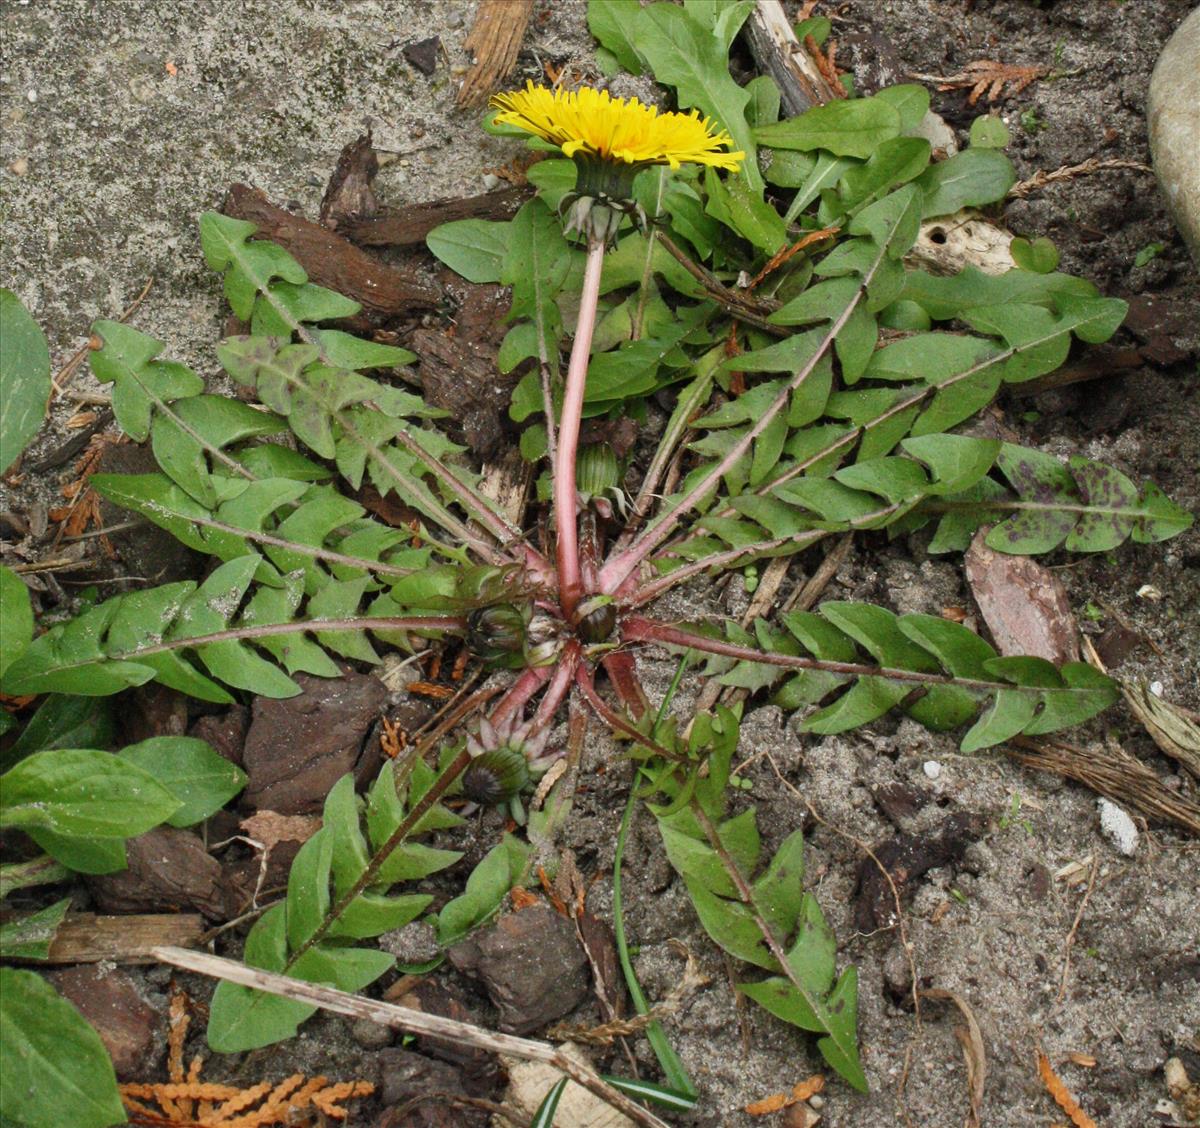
349;1016;393;1050
1136;583;1163;601
923;760;942;780
1149;680;1164;697
1097;798;1139;856
26;89;37;103
8;157;29;176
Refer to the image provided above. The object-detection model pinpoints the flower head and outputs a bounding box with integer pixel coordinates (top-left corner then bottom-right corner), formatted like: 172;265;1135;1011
490;82;744;244
490;82;744;172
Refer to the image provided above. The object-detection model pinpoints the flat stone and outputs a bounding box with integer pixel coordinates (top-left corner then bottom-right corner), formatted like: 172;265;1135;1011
1148;8;1200;266
51;966;160;1080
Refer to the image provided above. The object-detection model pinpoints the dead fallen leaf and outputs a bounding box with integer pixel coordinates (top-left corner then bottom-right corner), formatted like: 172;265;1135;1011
239;811;322;852
965;530;1080;664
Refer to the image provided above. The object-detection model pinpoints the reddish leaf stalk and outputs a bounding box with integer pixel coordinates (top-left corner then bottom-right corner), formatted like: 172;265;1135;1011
532;641;581;728
555;234;607;619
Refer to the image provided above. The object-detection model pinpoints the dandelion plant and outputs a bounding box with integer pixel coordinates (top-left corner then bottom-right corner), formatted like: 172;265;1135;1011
2;2;1193;1110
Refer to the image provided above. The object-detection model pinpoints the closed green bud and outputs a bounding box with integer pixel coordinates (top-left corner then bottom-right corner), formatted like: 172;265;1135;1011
462;747;531;806
576;442;620;501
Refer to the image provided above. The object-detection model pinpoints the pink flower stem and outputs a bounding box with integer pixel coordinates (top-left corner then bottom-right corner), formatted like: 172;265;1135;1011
555;233;607;620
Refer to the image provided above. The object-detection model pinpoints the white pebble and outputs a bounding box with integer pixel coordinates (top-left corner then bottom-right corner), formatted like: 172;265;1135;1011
1097;798;1139;856
26;89;37;103
923;760;942;780
1149;680;1164;697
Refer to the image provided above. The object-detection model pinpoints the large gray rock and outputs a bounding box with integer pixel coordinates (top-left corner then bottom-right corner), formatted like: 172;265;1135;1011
1148;8;1200;268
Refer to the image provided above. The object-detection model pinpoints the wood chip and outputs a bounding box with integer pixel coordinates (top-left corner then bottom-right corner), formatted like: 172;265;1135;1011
35;913;205;964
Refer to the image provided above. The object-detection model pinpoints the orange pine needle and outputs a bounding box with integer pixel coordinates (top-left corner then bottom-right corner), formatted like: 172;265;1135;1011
1038;1051;1098;1128
407;681;455;700
745;1074;825;1115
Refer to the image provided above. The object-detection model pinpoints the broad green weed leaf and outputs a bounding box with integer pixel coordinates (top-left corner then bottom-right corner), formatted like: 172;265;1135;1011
0;898;70;960
427;218;512;283
0;967;125;1128
0;289;51;474
1;694;114;774
755;96;900;159
0;566;33;682
0;748;179;837
917;148;1015;217
587;0;644;74
875;84;931;134
1010;235;1060;274
636;2;761;189
118;736;246;827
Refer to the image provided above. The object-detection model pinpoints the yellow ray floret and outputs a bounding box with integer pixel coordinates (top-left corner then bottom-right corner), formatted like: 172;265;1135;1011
490;82;744;172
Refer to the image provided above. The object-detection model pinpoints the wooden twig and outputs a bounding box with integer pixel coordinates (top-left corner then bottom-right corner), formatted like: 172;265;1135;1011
342;186;532;247
151;946;673;1128
221;184;443;314
1008;157;1153;199
743;0;842;115
920;989;987;1128
1056;854;1099;1005
457;0;535;109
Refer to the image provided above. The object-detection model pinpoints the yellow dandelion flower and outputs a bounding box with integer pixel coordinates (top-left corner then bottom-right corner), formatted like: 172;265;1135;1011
490;82;745;173
490;82;744;245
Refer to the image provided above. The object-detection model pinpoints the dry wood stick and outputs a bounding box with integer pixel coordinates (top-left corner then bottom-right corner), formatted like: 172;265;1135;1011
152;946;673;1128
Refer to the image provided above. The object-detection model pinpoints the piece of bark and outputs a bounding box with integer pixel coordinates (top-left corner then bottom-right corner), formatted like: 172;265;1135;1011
121;681;189;745
476;445;533;529
1007;345;1143;399
241;668;387;814
222;183;442;314
1122;294;1198;366
408;327;518;458
390;979;502;1093
51;966;161;1079
343;186;532;248
964;530;1080;665
37;913;205;964
376;1049;489;1127
1120;681;1200;784
87;826;230;920
456;0;535;110
743;0;842;116
320;132;381;230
